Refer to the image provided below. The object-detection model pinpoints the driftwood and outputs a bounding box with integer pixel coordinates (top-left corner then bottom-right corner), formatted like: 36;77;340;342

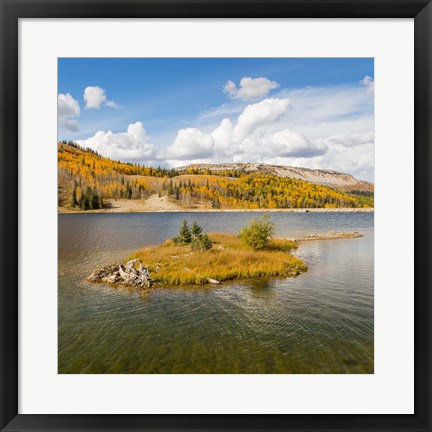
87;259;153;289
184;267;220;284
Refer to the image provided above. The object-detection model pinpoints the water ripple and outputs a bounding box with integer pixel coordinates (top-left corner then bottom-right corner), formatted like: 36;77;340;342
58;212;374;374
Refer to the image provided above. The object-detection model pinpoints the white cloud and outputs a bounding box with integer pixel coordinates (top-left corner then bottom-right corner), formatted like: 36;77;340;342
165;128;214;159
105;100;119;108
161;89;374;180
212;118;235;155
223;80;236;95
205;84;374;141
316;142;375;181
316;132;374;148
83;86;119;109
262;136;375;181
234;98;290;141
58;93;80;132
163;98;324;162
360;75;374;93
275;86;373;134
223;129;326;161
77;121;156;162
269;130;327;157
224;77;279;100
75;81;375;181
58;93;80;117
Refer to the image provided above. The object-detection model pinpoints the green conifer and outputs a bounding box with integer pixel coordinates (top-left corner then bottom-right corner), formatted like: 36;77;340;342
191;221;202;238
200;233;213;250
168;179;174;195
173;219;192;244
71;186;78;207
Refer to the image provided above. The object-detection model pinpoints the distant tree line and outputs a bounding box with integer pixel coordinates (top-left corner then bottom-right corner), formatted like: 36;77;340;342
347;190;374;197
161;174;374;209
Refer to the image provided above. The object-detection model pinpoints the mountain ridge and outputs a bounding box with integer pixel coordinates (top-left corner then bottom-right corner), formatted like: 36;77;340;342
179;162;373;192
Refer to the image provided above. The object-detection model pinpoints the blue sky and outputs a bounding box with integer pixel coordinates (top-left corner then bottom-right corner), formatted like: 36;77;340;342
58;58;375;181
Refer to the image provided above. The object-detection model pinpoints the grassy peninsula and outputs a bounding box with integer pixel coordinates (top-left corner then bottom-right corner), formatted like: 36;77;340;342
87;217;364;290
128;232;306;286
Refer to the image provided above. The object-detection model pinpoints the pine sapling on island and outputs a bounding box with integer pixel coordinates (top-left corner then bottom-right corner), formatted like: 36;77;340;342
173;220;213;251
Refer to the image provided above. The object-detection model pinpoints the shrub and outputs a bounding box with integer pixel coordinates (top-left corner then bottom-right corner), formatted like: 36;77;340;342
238;215;275;250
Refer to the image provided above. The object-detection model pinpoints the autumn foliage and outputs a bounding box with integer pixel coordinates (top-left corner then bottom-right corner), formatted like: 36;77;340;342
58;141;173;208
58;141;374;210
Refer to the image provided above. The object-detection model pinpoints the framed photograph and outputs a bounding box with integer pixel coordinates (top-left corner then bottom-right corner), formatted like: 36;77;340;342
1;0;431;431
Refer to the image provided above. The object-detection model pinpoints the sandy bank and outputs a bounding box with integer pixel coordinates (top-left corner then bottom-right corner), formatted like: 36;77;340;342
59;196;373;214
289;232;364;242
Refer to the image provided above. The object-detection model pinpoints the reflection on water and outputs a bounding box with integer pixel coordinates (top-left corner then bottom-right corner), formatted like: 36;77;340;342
58;212;374;373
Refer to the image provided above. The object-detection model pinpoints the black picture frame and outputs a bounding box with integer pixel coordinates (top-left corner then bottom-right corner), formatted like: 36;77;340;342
1;1;431;431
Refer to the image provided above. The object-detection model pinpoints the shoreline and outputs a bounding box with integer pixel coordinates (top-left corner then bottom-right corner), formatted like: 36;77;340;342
59;207;373;215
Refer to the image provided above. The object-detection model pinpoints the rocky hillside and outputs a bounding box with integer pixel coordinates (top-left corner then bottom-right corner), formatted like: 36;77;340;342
181;163;373;192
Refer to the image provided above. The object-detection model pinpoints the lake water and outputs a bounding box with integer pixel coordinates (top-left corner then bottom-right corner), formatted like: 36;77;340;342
58;211;374;374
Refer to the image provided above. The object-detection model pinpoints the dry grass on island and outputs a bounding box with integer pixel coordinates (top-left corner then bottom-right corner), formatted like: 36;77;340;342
129;232;306;286
87;216;307;289
87;216;363;290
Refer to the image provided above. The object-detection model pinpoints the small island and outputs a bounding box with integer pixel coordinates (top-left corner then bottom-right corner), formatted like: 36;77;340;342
87;217;363;290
